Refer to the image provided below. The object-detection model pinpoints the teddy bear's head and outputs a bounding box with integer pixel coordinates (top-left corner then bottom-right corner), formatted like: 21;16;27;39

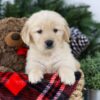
0;17;27;48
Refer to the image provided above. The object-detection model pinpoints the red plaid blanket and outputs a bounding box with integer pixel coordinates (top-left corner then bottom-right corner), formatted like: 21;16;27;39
0;71;81;100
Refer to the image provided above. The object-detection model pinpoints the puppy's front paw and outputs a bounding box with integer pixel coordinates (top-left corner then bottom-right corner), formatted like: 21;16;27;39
59;68;75;85
28;69;43;84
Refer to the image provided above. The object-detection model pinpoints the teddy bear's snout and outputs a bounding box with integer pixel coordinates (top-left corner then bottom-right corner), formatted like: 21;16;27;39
11;33;21;40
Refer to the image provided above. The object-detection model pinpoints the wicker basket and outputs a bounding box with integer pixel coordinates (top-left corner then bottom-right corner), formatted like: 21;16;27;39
0;18;84;100
70;69;84;100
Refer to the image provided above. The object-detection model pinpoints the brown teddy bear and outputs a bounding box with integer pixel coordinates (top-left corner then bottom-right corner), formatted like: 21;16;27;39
0;17;27;72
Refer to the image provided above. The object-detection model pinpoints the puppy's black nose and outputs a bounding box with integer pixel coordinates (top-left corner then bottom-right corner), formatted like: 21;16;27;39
45;40;54;49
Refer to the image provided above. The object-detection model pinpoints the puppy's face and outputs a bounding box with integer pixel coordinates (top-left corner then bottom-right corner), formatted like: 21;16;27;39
21;11;70;53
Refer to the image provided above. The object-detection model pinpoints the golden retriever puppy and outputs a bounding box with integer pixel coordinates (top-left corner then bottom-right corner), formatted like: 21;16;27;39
21;10;80;85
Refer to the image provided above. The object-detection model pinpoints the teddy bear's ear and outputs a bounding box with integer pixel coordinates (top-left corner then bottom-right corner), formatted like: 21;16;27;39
5;32;23;47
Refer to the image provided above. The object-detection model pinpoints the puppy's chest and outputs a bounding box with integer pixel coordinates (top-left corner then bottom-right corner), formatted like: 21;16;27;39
37;52;66;73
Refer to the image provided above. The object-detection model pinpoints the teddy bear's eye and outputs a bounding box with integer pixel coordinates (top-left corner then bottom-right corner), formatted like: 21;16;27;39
53;28;58;33
37;29;42;34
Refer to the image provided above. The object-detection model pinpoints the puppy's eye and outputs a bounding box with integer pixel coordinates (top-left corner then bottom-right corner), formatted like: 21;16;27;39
37;29;42;34
53;28;58;33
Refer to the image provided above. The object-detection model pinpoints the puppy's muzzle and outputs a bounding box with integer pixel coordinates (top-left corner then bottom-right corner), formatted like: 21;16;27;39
45;40;54;49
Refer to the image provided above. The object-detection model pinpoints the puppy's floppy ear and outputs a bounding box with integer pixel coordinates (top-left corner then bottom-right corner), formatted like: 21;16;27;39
63;23;70;43
21;23;32;46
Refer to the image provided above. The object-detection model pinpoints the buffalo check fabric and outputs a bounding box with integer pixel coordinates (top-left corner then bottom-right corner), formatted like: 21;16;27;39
0;71;81;100
70;27;90;58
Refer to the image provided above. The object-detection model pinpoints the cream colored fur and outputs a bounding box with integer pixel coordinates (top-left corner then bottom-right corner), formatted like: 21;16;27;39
21;10;80;85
